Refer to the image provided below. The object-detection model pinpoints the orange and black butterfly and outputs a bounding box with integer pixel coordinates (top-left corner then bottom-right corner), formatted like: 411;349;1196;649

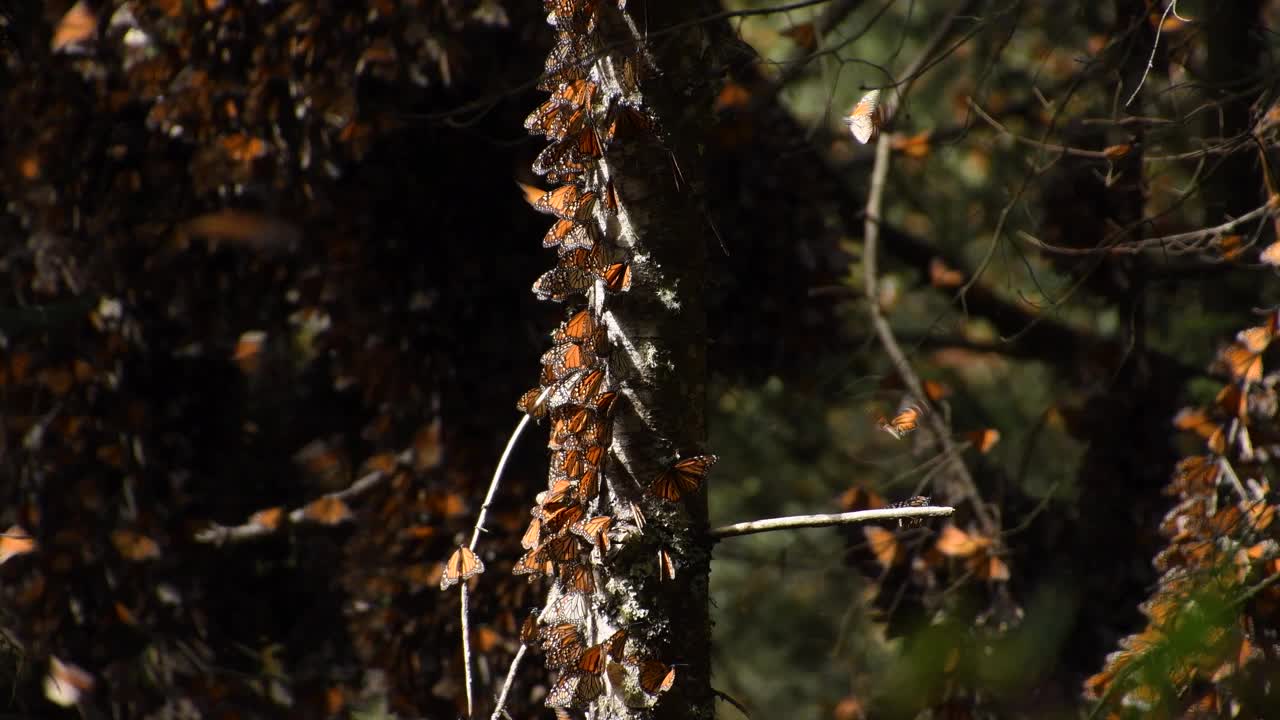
534;533;583;564
600;262;632;293
520;612;542;647
571;514;613;552
534;264;595;301
577;466;601;503
544;0;601;33
604;102;654;145
517;386;550;418
513;549;554;577
547;670;604;708
539;35;591;91
593;391;620;417
575;639;610;675
525;98;572;138
649;454;717;502
553;78;599;109
638;659;676;695
879;401;924;439
553;308;598;344
542;342;596;380
521;517;543;550
657;546;677;580
544;218;595;251
888;495;932;528
542;503;587;536
569;368;606;404
534;139;595;180
439;546;484;590
540;622;586;668
533;185;598;221
1219;342;1264;385
559;561;596;594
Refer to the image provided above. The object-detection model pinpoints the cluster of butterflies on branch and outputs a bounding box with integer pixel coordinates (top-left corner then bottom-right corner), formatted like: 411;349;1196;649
1085;308;1280;711
439;0;713;711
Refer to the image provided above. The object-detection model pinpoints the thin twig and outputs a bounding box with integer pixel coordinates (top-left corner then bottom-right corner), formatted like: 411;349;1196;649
968;99;1248;163
458;389;549;720
861;2;997;536
1015;202;1276;256
471;400;545;550
489;645;528;720
709;506;955;540
461;584;475;718
194;469;387;545
1125;0;1176;107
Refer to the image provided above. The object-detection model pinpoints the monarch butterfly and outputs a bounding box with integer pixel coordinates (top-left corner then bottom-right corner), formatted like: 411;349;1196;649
657;546;677;580
604;103;654;145
888;495;932;528
845;89;881;144
1168;455;1222;495
534;264;594;301
539;35;590;91
1220;342;1264;384
542;503;587;535
649;454;718;502
638;659;676;695
561;448;586;479
517;386;550;418
524;98;569;138
542;342;595;380
603;178;619;212
545;0;601;33
544;218;595;251
600;262;632;292
533;185;598;221
520;612;542;647
513;549;553;577
534;533;582;564
553;78;599;109
602;628;628;662
862;525;901;569
593;391;619;417
577;466;600;503
575;641;608;675
879;403;924;439
569;369;605;403
583;444;606;468
439;546;484;590
571;514;613;552
553;308;598;344
521;517;542;550
962;428;1001;454
543;478;576;505
540;622;586;668
546;670;604;707
559;561;596;594
534;140;594;180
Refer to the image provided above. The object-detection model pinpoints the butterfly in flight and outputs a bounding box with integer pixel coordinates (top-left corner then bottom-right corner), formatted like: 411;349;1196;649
845;89;881;144
878;400;924;439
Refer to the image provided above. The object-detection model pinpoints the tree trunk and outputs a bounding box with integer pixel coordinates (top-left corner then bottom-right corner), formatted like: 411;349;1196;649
524;3;724;719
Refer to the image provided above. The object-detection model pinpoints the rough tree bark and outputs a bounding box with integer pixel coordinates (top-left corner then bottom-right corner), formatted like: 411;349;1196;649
520;3;725;719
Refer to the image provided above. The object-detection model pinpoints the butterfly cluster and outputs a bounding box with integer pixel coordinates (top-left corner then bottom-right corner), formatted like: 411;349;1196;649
510;0;698;710
1085;309;1280;712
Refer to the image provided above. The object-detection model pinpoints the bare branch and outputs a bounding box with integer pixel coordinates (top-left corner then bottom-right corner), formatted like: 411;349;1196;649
861;2;998;537
709;505;955;540
489;645;528;720
193;470;386;545
1015;201;1276;256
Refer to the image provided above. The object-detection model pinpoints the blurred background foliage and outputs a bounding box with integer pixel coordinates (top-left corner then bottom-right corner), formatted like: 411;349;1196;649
1;0;1280;718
